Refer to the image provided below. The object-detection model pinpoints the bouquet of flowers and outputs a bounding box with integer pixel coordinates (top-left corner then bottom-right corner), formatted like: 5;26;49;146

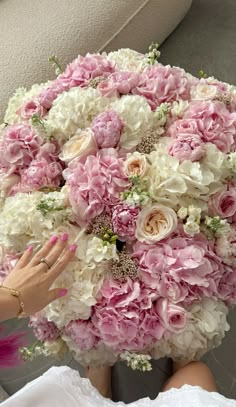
0;44;236;371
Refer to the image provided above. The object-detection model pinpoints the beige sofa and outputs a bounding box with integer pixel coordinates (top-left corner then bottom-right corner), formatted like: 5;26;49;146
0;0;192;120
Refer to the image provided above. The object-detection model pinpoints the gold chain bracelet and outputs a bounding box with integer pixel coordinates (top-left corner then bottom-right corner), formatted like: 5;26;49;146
0;285;25;318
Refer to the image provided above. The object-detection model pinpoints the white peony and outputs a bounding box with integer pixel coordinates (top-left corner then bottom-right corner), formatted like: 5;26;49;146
108;48;147;72
110;95;154;150
190;83;218;101
46;87;111;142
151;298;229;361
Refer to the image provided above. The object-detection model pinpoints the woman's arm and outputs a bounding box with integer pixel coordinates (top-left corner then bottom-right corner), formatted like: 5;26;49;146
0;287;20;321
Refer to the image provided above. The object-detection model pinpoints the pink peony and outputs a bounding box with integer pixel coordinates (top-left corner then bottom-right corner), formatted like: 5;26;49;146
209;186;236;218
168;133;206;162
91;110;124;148
132;64;191;110
29;312;60;341
12;158;63;192
112;204;140;241
17;99;46;119
168;118;202;139
155;298;188;333
0;124;42;174
64;320;98;351
64;148;130;226
183;101;236;153
92;278;165;351
98;71;140;98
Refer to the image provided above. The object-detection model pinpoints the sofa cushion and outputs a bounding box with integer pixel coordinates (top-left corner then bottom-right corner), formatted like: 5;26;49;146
0;0;192;119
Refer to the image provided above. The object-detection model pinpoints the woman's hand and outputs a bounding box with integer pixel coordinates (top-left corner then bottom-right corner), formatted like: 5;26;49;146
0;234;77;321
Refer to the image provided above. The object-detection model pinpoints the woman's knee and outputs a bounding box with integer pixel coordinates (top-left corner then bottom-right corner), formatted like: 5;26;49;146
162;361;217;392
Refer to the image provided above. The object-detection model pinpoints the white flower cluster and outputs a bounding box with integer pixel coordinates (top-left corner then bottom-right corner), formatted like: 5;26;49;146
151;298;229;361
107;48;147;72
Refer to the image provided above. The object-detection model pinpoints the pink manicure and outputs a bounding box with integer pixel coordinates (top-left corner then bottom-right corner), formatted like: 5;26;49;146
50;235;58;244
59;289;68;297
27;245;34;252
61;233;69;242
69;244;77;252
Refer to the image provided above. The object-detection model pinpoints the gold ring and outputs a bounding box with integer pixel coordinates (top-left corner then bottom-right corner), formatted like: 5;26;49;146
40;257;51;270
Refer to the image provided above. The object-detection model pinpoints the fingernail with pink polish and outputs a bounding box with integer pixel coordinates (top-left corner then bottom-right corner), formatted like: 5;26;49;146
27;245;34;252
50;235;58;244
59;289;68;297
69;244;77;252
61;233;69;242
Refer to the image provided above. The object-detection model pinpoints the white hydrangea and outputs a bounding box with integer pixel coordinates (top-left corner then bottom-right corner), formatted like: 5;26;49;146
4;81;52;125
45;260;107;328
151;298;229;361
108;48;147;72
0;190;71;251
110;95;154;150
46;87;111;142
62;338;117;367
147;138;224;210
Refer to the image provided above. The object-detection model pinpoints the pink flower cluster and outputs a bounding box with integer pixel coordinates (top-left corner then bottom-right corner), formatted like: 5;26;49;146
37;54;115;111
64;320;98;351
89;278;187;352
168;101;236;154
132;64;191;110
132;230;224;304
65;148;130;225
98;71;140;98
91;110;124;148
0;124;42;174
0;251;20;283
29;312;60;342
112;204;140;241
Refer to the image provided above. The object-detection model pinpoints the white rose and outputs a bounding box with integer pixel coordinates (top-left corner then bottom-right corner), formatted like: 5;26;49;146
124;152;148;178
60;128;97;163
191;84;218;101
86;237;118;263
135;204;178;244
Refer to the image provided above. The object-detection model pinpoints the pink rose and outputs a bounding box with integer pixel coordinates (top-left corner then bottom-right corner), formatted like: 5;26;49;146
64;320;98;351
64;148;130;226
132;64;191;110
155;298;187;333
91;110;124;148
112;204;140;241
98;71;140;98
17;100;46;120
29;312;60;341
209;186;236;218
183;101;236;153
169;133;206;162
0;124;42;174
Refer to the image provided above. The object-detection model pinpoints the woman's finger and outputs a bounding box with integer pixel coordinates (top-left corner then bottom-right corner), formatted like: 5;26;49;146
47;288;68;304
36;234;70;272
14;246;34;270
47;244;77;283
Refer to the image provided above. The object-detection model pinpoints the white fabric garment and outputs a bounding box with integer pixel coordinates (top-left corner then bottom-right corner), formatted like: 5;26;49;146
1;366;236;407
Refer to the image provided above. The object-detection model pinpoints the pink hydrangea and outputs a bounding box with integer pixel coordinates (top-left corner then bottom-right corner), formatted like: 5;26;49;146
29;312;60;341
91;110;124;148
112;204;140;241
64;148;130;226
218;266;236;305
98;71;140;98
0;251;20;283
64;320;98;351
183;101;236;153
37;54;115;110
92;278;165;352
209;186;236;218
132;64;191;110
17;100;46;120
0;124;42;174
132;230;224;304
168;133;206;162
